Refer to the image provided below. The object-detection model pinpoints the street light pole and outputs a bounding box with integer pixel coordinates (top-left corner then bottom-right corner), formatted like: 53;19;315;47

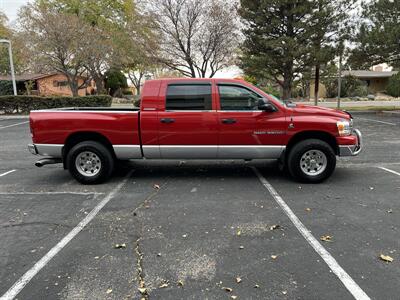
0;39;17;96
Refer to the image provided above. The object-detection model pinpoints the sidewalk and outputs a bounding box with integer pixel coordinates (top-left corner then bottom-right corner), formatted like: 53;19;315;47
297;100;400;109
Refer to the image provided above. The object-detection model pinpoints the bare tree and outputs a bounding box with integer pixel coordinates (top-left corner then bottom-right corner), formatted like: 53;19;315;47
150;0;238;78
19;4;91;96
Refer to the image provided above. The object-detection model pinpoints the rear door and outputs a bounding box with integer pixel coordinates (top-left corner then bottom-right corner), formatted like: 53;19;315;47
217;83;286;159
157;81;219;158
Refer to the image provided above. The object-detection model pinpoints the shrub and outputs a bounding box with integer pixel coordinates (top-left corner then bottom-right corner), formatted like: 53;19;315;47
341;75;368;97
0;95;112;114
0;80;14;96
387;73;400;97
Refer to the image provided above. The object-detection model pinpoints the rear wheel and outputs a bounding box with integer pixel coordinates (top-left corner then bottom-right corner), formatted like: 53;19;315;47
287;139;336;183
66;141;114;184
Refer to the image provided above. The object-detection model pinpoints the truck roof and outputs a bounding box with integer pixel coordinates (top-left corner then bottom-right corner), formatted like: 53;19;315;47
145;78;247;84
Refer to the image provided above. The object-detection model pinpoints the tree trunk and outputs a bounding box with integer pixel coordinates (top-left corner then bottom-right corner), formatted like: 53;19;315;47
93;76;106;95
70;80;79;97
314;64;320;105
282;70;293;100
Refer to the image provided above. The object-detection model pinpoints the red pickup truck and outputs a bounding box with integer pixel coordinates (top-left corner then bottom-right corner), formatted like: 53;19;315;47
28;78;362;184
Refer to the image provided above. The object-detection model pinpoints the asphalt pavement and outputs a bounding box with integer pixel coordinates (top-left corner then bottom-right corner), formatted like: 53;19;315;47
0;112;399;300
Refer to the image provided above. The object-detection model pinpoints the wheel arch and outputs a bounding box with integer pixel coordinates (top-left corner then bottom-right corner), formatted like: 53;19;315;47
285;131;338;158
63;131;116;168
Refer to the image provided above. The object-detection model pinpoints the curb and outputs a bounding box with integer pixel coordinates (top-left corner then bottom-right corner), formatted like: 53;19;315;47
382;111;400;116
0;115;29;120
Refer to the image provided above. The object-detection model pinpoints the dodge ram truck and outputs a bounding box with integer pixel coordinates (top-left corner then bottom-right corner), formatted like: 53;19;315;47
28;78;362;184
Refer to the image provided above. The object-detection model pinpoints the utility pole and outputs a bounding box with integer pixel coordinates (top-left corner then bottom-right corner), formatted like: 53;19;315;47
0;39;17;96
336;40;344;110
337;53;342;109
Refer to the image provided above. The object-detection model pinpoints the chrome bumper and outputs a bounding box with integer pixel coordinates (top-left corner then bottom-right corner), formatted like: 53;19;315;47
339;129;363;157
28;143;63;157
28;144;38;155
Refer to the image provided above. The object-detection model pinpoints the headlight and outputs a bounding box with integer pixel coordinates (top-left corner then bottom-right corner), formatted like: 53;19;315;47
337;119;352;136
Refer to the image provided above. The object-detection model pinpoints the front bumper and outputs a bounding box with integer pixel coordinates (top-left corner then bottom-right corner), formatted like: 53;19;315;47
339;129;363;156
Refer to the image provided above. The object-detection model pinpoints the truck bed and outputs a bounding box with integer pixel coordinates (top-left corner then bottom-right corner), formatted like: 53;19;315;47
30;108;142;160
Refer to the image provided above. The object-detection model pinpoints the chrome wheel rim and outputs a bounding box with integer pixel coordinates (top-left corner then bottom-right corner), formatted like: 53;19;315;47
75;151;101;177
300;150;327;176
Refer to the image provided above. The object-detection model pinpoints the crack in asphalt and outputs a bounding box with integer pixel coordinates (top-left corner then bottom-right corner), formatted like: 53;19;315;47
131;179;169;299
0;221;73;229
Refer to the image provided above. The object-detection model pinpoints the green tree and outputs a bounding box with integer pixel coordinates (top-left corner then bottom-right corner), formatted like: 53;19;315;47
350;0;400;69
387;73;400;97
239;0;353;100
239;0;316;100
308;0;355;104
105;69;128;97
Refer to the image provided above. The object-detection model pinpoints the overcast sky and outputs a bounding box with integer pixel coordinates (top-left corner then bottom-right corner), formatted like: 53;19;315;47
0;0;30;22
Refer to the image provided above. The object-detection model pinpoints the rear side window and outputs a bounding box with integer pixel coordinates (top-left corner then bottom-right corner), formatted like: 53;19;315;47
166;84;212;111
218;85;263;111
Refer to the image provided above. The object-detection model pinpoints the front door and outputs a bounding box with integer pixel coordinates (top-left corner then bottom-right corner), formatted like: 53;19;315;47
157;82;219;159
217;84;286;159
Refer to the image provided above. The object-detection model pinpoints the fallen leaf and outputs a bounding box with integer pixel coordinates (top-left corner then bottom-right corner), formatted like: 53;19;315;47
305;208;311;212
223;287;233;292
231;296;238;299
271;255;278;260
159;283;169;288
239;245;244;250
236;277;242;283
138;287;147;294
177;280;184;287
270;224;281;231
236;230;241;236
153;184;160;189
114;243;127;249
379;254;394;262
282;290;287;295
106;288;113;294
320;235;332;242
182;234;187;238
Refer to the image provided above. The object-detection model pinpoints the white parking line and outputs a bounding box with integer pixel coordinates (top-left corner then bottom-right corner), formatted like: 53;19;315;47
378;167;400;177
0;192;104;196
0;170;16;177
0;170;133;300
0;121;29;130
356;117;396;126
251;167;371;300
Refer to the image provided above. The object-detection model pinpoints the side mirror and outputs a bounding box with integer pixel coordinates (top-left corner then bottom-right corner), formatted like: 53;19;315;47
258;99;277;112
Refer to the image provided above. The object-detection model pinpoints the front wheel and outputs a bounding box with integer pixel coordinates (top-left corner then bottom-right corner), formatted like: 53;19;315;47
287;139;336;183
66;141;114;184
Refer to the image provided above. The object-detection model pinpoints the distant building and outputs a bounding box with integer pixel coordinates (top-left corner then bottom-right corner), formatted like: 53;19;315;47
310;70;399;98
0;73;96;96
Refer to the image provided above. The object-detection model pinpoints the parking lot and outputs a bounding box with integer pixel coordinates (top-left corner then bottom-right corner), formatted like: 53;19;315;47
0;112;399;300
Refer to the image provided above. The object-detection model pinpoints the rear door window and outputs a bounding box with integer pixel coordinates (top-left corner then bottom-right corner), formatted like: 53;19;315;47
166;84;212;111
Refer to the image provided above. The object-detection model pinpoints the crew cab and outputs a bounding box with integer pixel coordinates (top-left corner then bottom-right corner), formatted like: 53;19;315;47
28;78;362;184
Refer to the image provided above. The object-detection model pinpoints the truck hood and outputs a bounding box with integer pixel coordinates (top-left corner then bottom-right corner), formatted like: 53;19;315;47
290;104;350;119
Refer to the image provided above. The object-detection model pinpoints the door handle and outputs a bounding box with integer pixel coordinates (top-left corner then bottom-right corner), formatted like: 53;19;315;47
222;118;237;124
160;118;175;124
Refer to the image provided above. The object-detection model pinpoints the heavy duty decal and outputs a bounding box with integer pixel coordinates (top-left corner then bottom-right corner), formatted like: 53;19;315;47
254;131;286;135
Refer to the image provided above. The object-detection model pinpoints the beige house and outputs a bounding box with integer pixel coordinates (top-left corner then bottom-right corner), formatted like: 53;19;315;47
310;70;398;99
0;73;95;96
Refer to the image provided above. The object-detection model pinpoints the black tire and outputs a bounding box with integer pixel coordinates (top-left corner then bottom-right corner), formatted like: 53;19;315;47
287;139;336;183
66;141;114;184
